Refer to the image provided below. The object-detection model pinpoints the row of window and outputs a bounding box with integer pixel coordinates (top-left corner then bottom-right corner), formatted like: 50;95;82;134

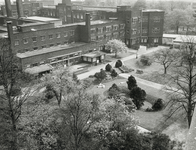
142;16;161;22
141;27;160;34
73;14;84;19
91;24;125;34
91;32;124;41
14;30;74;46
18;41;70;53
26;51;81;68
140;38;159;43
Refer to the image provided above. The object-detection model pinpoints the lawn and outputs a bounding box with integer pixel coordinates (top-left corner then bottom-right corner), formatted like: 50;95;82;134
88;77;167;132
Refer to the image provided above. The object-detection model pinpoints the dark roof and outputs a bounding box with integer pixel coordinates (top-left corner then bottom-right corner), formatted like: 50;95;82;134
17;42;92;59
25;64;53;74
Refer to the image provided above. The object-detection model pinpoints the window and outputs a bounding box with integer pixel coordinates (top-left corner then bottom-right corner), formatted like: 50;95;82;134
142;28;148;34
154;16;160;22
81;15;83;19
50;44;54;47
132;17;138;24
113;25;118;31
97;27;103;34
49;34;53;39
23;38;28;44
33;47;38;50
32;37;37;42
42;45;46;49
41;36;45;41
106;26;112;32
70;30;74;36
14;40;19;46
77;14;79;18
154;38;159;43
91;36;96;41
127;29;130;35
64;31;68;37
142;16;148;22
132;29;137;35
120;31;125;37
120;24;125;29
105;34;111;40
91;28;96;34
141;38;147;43
56;33;61;38
97;35;104;41
113;32;118;39
152;27;160;33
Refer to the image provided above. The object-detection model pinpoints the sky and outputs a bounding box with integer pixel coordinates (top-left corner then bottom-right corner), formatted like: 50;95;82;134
0;0;196;5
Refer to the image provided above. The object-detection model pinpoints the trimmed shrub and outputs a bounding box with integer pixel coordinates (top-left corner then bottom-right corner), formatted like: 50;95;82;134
139;55;152;66
94;69;107;82
111;69;118;78
127;75;137;91
105;64;112;71
130;87;146;109
152;98;164;111
115;60;123;68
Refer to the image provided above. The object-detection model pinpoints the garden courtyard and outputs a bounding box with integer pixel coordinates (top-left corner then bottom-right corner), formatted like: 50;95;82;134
86;47;189;143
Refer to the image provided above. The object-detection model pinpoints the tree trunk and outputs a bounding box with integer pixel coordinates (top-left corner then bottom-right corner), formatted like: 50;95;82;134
187;104;192;128
176;26;179;34
164;66;167;74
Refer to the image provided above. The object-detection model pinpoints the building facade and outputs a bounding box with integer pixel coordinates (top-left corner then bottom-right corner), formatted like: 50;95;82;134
1;0;164;75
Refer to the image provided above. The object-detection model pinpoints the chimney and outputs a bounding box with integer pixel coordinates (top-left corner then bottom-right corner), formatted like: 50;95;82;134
6;21;13;42
85;13;91;43
16;0;24;18
4;0;12;17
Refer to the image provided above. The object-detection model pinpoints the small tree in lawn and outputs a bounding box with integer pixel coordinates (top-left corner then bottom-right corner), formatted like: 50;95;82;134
153;48;178;74
111;69;118;78
130;87;146;109
105;39;129;58
115;59;123;68
152;98;164;111
127;75;137;91
105;63;112;71
94;69;107;83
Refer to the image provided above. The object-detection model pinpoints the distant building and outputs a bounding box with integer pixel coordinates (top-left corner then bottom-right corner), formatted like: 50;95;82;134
0;0;164;76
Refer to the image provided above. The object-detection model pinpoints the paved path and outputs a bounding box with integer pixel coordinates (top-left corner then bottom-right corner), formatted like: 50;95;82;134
77;46;167;80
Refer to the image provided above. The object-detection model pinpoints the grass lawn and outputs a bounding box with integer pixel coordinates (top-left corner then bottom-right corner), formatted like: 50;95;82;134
87;76;167;132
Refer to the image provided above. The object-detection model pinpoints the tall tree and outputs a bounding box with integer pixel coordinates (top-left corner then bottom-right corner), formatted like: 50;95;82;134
0;38;36;149
105;39;129;58
167;36;196;128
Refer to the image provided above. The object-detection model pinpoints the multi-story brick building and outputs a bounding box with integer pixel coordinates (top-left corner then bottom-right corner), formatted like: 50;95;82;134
141;9;164;46
1;0;43;18
1;0;164;76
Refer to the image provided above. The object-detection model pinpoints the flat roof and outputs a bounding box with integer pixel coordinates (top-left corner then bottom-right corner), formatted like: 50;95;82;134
17;42;91;59
173;35;196;43
82;51;105;58
25;16;61;22
142;9;164;12
18;22;51;27
25;64;53;74
163;34;180;38
58;20;116;28
83;6;116;12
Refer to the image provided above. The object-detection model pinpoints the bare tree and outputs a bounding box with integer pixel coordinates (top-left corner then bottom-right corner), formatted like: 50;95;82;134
153;48;178;74
0;38;37;149
166;36;196;128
